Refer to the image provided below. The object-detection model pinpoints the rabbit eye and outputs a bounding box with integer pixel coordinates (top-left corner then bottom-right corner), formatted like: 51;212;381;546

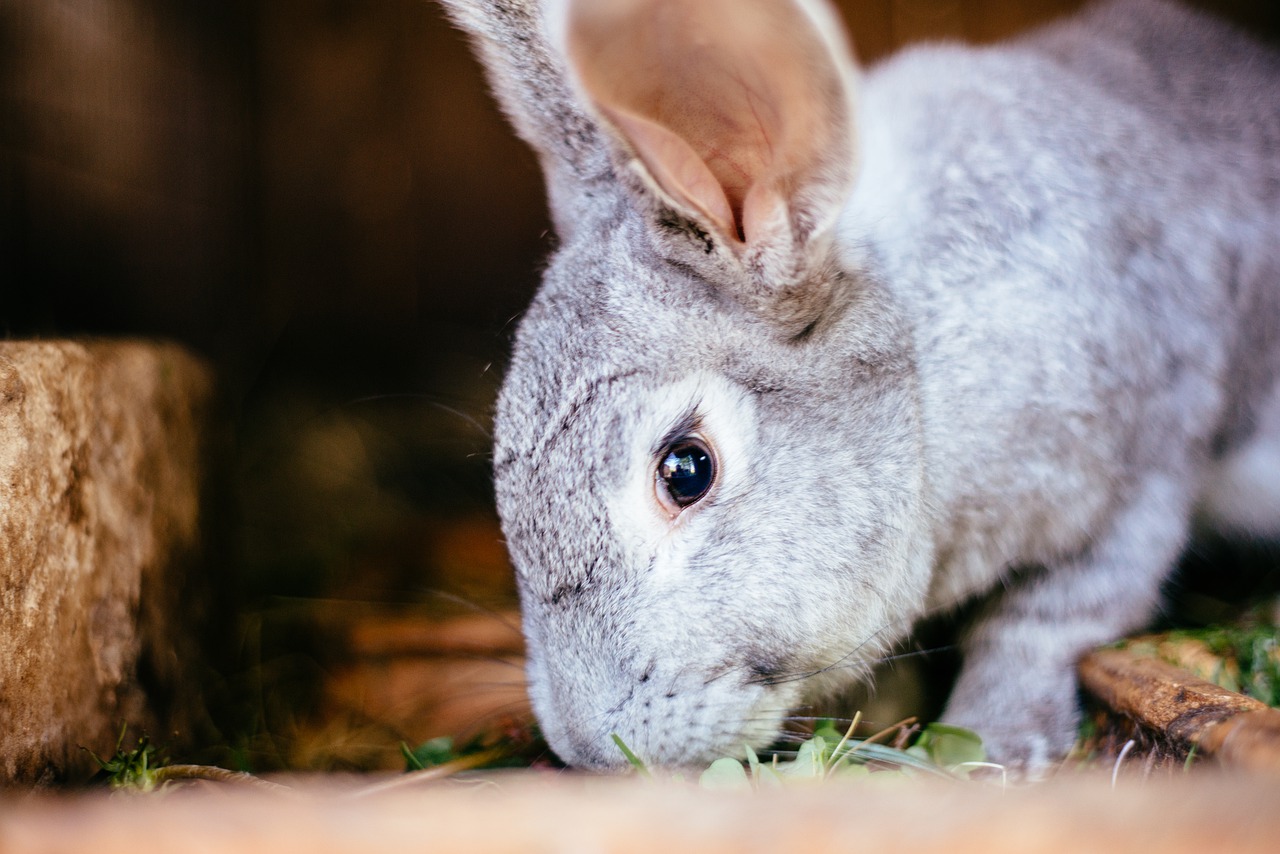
657;439;715;511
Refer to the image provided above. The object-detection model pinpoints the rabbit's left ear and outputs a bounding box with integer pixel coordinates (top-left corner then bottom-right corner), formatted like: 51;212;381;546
555;0;860;317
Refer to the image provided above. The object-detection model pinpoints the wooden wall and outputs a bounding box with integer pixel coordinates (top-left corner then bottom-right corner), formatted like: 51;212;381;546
839;0;1084;60
5;0;1275;385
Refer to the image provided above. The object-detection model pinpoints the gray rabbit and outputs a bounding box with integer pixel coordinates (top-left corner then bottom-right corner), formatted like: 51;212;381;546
438;0;1280;773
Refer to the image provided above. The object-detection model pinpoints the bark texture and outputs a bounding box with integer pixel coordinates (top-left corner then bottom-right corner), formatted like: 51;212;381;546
1079;647;1280;774
0;340;214;785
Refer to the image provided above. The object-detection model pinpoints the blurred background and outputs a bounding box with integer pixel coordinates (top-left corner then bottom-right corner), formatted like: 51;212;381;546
4;0;1277;772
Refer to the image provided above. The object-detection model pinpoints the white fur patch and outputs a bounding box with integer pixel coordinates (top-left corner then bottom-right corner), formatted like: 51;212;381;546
606;373;758;585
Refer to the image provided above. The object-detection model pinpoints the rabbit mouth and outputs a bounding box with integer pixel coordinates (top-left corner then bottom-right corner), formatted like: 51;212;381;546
528;649;804;770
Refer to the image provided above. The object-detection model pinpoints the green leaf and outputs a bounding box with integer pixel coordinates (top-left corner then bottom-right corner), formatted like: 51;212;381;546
86;729;164;791
402;736;457;771
755;763;785;788
812;720;845;744
914;723;986;769
699;757;751;791
779;737;827;779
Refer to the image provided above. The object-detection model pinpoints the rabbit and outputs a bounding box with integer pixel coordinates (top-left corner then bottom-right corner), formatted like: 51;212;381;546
437;0;1280;773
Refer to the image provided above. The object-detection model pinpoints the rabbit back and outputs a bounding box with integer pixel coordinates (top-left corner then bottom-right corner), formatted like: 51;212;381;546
839;0;1280;606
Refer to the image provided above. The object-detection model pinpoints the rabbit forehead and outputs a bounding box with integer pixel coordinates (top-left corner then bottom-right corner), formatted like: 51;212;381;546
497;369;748;587
493;232;751;465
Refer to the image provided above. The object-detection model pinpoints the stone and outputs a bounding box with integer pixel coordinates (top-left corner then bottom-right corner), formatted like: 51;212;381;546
0;340;214;785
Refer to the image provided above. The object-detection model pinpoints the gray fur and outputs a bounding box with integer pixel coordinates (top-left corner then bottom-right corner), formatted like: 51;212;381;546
440;0;1280;772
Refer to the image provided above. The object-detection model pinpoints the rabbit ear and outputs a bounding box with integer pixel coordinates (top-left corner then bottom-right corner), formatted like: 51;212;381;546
557;0;860;322
438;0;614;237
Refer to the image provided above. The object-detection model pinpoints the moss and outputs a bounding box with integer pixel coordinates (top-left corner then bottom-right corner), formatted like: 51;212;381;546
1118;621;1280;707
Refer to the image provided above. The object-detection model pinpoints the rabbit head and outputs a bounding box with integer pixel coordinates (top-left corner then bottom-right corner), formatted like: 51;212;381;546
444;0;934;769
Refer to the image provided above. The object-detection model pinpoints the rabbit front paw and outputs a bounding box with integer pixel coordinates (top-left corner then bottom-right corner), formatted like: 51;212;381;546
942;670;1082;779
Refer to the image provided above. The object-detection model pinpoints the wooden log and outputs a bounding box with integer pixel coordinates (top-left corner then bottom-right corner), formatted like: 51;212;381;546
1195;703;1280;775
1078;647;1280;773
0;340;215;785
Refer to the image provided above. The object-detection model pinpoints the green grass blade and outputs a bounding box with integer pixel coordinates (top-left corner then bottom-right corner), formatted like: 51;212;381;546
611;734;652;778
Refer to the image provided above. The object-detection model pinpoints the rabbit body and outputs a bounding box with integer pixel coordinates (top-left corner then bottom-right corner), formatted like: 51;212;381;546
443;0;1280;771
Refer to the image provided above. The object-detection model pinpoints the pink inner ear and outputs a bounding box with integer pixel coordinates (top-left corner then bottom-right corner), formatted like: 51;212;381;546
565;0;851;248
605;107;739;240
742;183;788;251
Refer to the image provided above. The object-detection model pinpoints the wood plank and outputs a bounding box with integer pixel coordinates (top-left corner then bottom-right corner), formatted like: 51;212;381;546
2;775;1279;854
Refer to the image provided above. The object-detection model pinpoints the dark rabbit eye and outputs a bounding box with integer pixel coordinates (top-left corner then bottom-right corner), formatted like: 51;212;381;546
657;439;715;510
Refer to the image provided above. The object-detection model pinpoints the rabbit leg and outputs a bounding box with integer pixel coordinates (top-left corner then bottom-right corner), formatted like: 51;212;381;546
941;472;1194;774
1201;384;1280;537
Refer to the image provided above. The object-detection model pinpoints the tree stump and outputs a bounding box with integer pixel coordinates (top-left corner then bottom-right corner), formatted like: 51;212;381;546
0;340;215;785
